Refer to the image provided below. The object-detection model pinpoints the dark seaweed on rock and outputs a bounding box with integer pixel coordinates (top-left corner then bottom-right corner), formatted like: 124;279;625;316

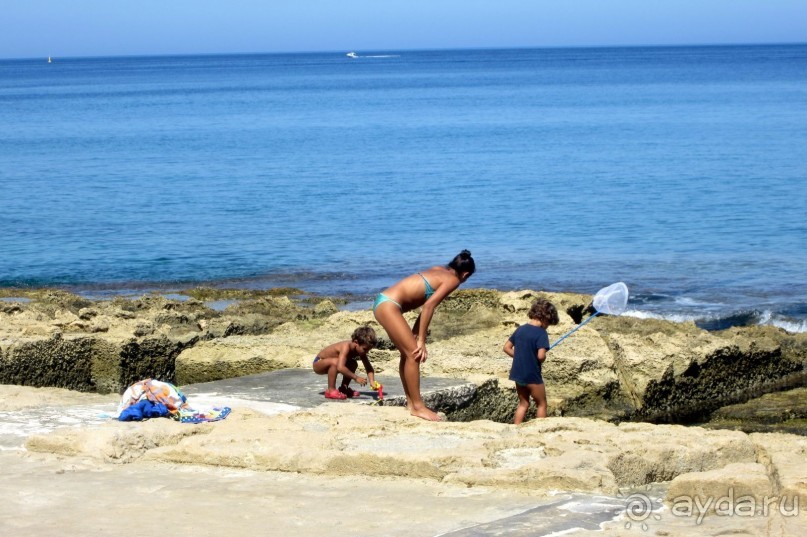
636;346;804;424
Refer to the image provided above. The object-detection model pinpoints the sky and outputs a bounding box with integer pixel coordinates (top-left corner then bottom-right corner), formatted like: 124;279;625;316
3;0;807;59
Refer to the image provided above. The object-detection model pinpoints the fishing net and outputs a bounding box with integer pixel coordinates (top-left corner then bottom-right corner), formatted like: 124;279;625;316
592;282;629;316
550;282;630;350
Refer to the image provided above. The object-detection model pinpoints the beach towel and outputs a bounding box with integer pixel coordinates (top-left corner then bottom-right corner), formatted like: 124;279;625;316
118;399;170;421
178;405;232;424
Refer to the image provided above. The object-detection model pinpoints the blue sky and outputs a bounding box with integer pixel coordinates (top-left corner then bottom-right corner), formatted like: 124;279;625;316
4;0;807;59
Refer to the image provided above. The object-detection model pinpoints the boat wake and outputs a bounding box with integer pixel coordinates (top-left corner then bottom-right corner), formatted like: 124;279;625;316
345;52;400;59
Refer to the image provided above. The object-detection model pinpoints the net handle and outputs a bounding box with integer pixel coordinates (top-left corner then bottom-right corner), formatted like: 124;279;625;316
549;311;600;350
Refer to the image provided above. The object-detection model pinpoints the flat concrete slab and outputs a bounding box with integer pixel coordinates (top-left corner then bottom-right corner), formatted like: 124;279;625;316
182;368;476;409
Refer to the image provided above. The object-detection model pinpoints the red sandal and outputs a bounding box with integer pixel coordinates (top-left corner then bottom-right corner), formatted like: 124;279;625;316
324;388;347;400
338;385;361;398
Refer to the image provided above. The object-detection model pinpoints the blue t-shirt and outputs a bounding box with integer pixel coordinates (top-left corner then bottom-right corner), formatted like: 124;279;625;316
508;324;550;385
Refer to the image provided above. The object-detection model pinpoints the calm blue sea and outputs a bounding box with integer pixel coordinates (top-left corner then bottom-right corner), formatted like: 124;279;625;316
1;45;805;332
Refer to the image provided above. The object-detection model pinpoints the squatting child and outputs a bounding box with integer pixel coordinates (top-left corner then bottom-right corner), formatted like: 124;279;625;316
313;325;378;400
503;298;559;423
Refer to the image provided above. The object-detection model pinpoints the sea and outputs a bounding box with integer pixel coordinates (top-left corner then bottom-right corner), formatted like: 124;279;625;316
1;45;805;333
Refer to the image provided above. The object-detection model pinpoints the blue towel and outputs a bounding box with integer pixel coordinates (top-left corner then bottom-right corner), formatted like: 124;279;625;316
118;399;170;421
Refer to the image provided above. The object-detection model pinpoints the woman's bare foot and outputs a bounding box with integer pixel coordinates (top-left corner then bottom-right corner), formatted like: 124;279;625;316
410;406;442;421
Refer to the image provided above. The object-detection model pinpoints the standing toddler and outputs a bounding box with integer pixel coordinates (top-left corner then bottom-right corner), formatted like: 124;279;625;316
503;298;559;423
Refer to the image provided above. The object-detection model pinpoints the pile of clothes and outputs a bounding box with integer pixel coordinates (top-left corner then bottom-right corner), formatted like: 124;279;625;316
116;379;230;424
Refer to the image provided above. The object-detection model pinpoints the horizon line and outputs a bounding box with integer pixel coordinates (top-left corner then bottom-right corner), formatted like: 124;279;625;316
4;40;806;62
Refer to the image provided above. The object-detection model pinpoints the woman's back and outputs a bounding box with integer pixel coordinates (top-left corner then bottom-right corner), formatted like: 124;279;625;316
382;266;456;312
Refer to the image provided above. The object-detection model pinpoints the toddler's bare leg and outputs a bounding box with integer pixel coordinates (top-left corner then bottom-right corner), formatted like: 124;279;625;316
341;360;358;388
313;358;339;391
530;383;547;419
514;384;531;424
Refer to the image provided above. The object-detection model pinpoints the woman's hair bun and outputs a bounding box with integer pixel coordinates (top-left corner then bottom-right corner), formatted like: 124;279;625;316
448;250;475;276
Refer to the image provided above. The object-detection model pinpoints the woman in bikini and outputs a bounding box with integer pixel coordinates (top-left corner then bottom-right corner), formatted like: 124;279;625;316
373;250;475;421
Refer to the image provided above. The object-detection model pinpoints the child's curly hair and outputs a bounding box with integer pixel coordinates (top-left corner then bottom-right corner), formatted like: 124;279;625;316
528;299;559;325
351;325;378;347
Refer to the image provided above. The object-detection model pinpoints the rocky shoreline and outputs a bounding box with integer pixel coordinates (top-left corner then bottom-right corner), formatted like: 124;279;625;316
2;287;805;429
1;287;806;535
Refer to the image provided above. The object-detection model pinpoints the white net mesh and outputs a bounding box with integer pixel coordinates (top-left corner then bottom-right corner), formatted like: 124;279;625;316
592;282;629;315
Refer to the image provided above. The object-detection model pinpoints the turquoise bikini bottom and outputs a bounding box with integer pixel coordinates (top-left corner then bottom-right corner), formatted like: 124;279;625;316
373;293;401;313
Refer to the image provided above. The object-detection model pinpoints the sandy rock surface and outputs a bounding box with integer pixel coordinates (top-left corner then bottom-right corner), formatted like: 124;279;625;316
19;401;799;498
3;388;805;536
0;384;117;410
0;450;546;537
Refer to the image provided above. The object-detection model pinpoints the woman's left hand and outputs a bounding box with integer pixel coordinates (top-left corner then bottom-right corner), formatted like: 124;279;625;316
415;341;428;363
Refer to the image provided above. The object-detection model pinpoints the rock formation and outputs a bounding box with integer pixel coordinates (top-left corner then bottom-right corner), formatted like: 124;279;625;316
1;287;805;430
